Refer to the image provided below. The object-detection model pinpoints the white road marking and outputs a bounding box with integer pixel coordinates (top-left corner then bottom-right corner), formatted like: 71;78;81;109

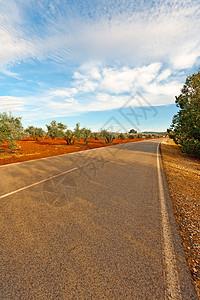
157;143;182;299
0;167;78;200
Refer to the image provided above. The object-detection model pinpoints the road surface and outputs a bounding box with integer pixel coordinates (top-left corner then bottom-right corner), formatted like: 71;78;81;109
0;139;198;299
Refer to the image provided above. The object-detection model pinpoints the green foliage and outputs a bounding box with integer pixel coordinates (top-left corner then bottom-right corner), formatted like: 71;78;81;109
0;112;24;149
129;129;137;134
64;125;91;145
46;120;67;139
25;126;35;138
25;126;46;140
128;133;137;139
35;127;46;140
167;130;175;140
80;127;91;145
170;70;200;157
118;132;127;140
8;140;18;150
91;132;99;140
100;129;116;143
74;123;82;141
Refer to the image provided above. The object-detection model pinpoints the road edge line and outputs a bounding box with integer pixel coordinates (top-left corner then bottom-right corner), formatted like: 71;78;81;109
157;143;182;299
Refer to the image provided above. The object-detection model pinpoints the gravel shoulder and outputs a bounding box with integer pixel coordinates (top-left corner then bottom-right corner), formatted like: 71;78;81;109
161;139;200;297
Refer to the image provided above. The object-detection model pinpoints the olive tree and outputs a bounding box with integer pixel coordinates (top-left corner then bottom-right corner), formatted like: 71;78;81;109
100;129;116;143
81;127;91;145
129;129;137;134
63;129;75;145
0;112;24;149
46;120;67;139
25;126;46;140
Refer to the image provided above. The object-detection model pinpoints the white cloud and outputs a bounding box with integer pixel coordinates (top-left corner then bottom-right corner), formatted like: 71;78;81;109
31;0;200;70
0;67;20;78
0;96;25;111
23;62;180;120
49;88;77;98
0;1;200;70
0;0;199;122
0;1;36;69
156;69;171;82
101;67;137;94
145;81;182;97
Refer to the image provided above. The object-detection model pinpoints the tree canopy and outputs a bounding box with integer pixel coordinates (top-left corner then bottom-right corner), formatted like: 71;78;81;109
170;69;200;157
0;112;24;149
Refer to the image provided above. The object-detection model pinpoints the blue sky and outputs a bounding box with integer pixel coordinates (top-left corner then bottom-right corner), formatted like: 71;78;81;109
0;0;199;132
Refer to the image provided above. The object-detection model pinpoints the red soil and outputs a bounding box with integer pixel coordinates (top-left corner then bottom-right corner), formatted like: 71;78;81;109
0;137;157;166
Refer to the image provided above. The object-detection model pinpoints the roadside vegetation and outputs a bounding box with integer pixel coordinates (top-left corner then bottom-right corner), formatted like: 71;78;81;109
169;69;200;158
0;113;164;165
0;112;164;151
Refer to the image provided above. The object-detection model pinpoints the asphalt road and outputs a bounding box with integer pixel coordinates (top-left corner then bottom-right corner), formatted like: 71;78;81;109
0;139;198;299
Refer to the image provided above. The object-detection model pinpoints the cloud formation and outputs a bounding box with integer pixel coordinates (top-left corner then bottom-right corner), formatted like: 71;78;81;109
0;0;199;122
0;0;200;68
14;62;180;121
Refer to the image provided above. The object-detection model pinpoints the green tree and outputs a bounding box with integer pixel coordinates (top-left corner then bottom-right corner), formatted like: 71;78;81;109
63;129;75;145
74;123;82;141
81;127;91;145
129;129;137;134
100;129;116;144
46;120;67;139
118;132;127;140
170;69;200;157
25;126;46;140
128;133;137;139
91;132;99;140
0;112;24;149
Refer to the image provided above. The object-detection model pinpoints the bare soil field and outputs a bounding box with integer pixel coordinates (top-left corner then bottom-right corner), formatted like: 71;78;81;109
161;139;200;297
0;136;155;166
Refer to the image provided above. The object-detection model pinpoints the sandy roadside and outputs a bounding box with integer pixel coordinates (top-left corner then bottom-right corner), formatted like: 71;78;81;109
161;139;200;298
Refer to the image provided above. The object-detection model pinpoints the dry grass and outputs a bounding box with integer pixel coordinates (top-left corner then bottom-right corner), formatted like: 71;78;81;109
161;139;200;297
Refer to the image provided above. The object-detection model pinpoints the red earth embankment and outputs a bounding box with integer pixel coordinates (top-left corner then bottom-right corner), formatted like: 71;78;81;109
0;137;158;166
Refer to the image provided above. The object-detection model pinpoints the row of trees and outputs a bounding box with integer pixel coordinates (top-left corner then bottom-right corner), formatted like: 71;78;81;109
0;112;158;150
169;69;200;157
